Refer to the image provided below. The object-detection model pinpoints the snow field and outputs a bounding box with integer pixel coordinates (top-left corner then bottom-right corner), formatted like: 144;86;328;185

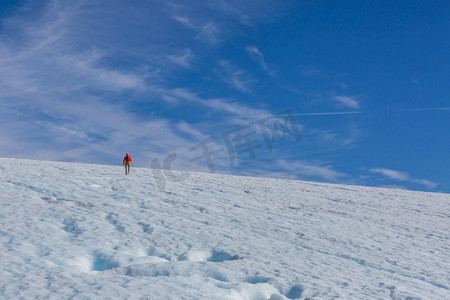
0;158;449;299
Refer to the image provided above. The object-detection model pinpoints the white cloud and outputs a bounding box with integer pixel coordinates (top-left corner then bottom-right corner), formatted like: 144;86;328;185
246;46;274;76
156;87;271;124
278;160;345;181
415;179;438;189
0;0;354;187
166;3;223;45
35;121;88;141
370;168;437;189
0;2;197;166
207;0;291;25
171;14;195;28
0;5;148;99
197;22;221;44
334;96;360;109
370;168;409;181
216;60;254;93
65;50;147;92
167;49;194;68
312;126;360;149
176;121;207;140
299;68;327;78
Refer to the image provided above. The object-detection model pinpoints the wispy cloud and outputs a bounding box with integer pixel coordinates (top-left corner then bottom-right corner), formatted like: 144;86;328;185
291;111;362;116
278;160;345;181
370;168;409;181
0;5;148;98
246;46;275;76
166;0;292;43
299;68;328;79
0;1;196;165
317;127;360;149
206;0;292;25
1;0;396;190
216;60;254;93
170;13;195;28
334;95;360;109
166;3;223;45
167;49;194;68
370;168;437;189
197;22;221;45
157;88;270;123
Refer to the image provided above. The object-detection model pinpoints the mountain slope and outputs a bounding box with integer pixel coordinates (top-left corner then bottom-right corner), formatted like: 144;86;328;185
0;158;449;299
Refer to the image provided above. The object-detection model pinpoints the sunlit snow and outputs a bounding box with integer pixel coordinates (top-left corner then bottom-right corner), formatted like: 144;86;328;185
0;158;449;299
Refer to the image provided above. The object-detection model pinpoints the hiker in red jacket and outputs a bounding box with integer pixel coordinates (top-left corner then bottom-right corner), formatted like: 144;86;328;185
123;153;132;175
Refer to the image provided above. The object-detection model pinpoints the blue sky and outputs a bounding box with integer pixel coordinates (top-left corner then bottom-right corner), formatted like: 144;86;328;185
0;0;448;192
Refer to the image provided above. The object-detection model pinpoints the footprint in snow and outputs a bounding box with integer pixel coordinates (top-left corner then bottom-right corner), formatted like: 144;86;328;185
179;249;242;262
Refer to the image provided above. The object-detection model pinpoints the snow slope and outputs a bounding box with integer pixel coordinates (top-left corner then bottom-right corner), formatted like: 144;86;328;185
0;158;449;299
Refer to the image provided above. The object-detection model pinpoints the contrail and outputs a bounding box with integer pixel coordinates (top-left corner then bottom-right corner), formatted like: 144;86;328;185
392;107;450;112
289;111;363;116
399;107;450;112
203;111;363;119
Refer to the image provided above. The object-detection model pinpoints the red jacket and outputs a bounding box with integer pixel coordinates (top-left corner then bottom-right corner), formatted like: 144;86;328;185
123;154;132;165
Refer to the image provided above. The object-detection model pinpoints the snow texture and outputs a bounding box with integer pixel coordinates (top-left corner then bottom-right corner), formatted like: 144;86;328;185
0;158;449;299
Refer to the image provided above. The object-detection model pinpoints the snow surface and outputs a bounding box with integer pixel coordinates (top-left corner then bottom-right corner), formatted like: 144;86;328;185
0;158;449;300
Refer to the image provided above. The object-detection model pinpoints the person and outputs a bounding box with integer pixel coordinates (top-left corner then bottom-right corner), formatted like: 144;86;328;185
123;153;132;175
